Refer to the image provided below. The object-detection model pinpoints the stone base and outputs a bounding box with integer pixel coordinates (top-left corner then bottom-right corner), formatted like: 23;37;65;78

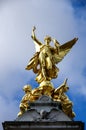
2;121;84;130
2;96;84;130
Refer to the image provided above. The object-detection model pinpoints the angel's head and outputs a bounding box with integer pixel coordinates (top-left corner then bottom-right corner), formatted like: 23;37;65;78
23;85;32;93
44;36;51;45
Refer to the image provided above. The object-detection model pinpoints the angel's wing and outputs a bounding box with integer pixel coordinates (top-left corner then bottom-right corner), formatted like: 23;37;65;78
52;38;78;64
54;78;68;94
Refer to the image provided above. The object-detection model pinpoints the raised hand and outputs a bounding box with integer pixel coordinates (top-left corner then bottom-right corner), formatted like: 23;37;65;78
32;26;36;32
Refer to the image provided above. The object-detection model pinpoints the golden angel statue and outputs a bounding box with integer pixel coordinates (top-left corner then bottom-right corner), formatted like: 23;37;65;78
26;26;78;83
17;85;32;116
53;79;75;118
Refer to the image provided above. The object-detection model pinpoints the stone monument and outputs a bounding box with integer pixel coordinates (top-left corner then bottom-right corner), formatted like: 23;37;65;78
2;27;84;130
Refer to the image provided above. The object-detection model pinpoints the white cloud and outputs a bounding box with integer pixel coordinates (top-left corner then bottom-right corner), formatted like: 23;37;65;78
0;95;19;130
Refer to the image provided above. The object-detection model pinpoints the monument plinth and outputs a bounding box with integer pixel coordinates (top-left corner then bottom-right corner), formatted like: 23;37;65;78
2;26;84;130
3;96;84;130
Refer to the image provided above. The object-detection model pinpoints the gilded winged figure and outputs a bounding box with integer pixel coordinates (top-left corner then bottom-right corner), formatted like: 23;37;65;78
26;26;78;83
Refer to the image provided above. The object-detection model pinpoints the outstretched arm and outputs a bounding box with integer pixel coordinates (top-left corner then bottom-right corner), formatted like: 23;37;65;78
52;38;60;54
31;26;42;46
52;38;60;47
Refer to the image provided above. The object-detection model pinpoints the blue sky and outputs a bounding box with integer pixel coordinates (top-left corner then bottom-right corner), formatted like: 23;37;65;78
0;0;86;129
